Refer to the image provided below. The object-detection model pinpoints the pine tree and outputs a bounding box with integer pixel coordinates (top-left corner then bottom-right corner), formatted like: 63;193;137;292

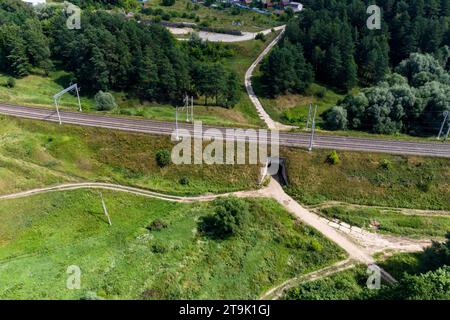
326;44;343;88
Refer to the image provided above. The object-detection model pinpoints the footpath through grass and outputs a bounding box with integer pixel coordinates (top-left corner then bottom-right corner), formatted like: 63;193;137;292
0;190;344;299
0;116;260;196
282;148;450;210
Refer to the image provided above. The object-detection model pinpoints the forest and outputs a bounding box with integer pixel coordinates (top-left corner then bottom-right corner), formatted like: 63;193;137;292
0;0;240;107
260;0;450;135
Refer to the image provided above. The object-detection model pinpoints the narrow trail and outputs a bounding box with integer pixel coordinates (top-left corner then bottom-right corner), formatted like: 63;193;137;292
259;259;355;300
309;201;450;217
170;25;286;43
244;25;295;131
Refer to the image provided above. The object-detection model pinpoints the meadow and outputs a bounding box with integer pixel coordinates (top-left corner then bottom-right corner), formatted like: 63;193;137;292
282;148;450;210
143;0;281;32
0;190;344;299
0;116;260;196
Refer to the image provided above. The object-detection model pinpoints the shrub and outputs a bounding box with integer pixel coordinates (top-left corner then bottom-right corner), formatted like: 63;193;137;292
95;91;117;111
5;77;16;88
199;197;249;239
146;219;168;231
380;159;393;170
161;0;175;6
255;32;266;42
151;242;168;254
327;150;340;165
315;87;326;98
155;149;171;167
324;106;348;130
179;176;189;185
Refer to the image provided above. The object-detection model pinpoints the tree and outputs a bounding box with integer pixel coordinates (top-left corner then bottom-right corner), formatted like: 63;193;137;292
155;149;171;167
0;24;31;77
377;266;450;300
324;106;348;130
260;41;312;96
199;197;249;239
95;91;117;111
22;19;52;73
161;0;175;6
219;71;240;108
325;44;342;88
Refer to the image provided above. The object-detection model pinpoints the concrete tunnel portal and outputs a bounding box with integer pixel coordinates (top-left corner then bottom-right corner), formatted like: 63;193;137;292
267;157;288;186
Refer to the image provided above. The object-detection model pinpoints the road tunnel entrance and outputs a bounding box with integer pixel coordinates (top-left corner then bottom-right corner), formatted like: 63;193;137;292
267;157;288;186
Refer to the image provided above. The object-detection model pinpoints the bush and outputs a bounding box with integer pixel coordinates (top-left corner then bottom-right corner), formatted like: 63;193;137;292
316;88;327;98
255;32;266;42
199;197;249;239
161;0;175;6
155;149;171;167
380;159;393;170
146;219;168;231
327;150;340;165
179;177;189;185
5;77;16;88
151;242;168;254
95;91;117;111
324;106;348;130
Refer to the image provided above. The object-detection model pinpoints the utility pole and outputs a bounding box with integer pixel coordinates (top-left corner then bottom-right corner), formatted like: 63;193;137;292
185;94;189;122
175;105;180;141
54;97;62;125
75;86;82;112
308;105;317;152
437;111;449;140
99;192;112;226
191;95;194;122
444;124;450;142
52;84;82;124
306;102;312;130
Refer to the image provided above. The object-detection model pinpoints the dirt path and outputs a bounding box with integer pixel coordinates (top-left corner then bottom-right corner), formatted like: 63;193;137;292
170;25;286;43
310;201;450;217
0;182;267;203
244;26;296;131
259;259;355;300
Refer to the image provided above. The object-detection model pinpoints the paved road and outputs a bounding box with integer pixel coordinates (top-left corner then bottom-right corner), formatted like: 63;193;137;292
1;103;449;157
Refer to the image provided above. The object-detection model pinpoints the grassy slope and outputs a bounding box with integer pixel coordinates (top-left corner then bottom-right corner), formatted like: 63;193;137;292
0;190;344;299
0;116;260;195
255;83;348;128
282;148;450;210
320;206;450;238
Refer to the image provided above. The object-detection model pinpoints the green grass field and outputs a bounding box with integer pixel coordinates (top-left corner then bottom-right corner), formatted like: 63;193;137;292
255;83;349;128
0;116;260;196
282;148;450;210
143;0;281;32
319;206;450;238
0;190;344;299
